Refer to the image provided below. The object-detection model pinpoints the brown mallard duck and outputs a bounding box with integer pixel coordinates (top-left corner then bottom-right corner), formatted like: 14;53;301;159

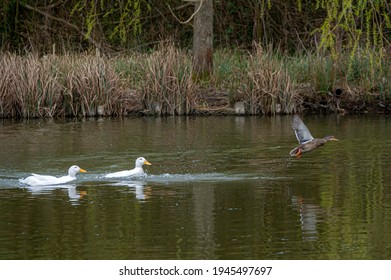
290;115;338;159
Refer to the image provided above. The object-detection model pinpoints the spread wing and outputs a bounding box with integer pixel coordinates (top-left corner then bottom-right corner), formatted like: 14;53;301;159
292;115;314;144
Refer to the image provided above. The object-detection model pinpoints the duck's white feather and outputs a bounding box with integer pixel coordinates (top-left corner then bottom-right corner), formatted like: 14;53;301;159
105;157;151;178
19;165;87;186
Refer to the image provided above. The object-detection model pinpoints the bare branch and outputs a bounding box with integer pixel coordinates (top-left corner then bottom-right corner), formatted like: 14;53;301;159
21;3;101;50
168;0;203;25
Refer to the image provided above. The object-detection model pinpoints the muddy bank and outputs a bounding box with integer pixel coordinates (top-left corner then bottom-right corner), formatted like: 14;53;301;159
119;86;390;117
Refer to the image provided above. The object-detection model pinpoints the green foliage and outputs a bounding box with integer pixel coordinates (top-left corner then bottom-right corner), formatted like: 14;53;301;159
110;0;145;43
70;0;150;46
313;0;389;55
296;0;302;13
1;0;389;56
311;0;390;84
86;1;96;40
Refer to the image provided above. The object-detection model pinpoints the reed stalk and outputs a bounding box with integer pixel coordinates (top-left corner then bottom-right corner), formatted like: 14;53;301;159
0;44;389;118
239;45;299;115
139;41;196;115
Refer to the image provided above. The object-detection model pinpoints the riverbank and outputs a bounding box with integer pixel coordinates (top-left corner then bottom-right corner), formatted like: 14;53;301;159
1;44;390;118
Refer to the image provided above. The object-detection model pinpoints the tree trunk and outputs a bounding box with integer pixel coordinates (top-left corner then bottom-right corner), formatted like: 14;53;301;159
192;0;213;80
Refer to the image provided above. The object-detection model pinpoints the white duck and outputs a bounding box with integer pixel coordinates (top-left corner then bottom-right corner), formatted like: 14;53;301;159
105;157;151;178
19;165;87;186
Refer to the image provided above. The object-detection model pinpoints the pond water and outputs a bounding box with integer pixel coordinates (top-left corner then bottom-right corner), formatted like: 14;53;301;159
1;115;391;260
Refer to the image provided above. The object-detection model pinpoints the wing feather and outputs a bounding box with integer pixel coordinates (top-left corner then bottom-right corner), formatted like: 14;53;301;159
292;115;314;144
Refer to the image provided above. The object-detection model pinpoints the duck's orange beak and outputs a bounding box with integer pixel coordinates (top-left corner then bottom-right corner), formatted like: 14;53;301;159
79;168;87;173
144;160;151;165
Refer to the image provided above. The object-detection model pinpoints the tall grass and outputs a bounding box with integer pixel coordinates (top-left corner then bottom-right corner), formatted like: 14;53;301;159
138;42;195;115
0;54;63;118
0;53;130;118
0;43;390;118
60;54;128;117
239;46;299;115
212;48;249;105
0;55;16;117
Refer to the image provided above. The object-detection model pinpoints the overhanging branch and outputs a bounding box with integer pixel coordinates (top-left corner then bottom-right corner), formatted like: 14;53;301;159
21;3;101;50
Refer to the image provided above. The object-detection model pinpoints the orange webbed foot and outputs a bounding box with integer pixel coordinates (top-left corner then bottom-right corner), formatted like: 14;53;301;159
295;149;302;159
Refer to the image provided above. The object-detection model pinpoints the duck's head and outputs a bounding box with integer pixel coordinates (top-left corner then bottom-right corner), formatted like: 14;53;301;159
68;165;87;176
135;157;152;167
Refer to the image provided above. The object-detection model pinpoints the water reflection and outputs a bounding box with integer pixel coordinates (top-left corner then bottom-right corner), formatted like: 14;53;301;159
109;181;149;201
291;195;321;241
22;184;87;205
193;184;217;259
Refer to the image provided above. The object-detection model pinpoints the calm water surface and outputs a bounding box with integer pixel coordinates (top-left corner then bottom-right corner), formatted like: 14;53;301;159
1;115;391;259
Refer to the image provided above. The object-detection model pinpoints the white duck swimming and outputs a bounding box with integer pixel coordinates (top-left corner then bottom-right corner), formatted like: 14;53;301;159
19;165;87;186
105;157;151;178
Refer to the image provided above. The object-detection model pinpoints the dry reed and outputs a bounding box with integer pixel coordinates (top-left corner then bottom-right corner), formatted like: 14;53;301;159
0;53;130;118
0;54;63;118
60;54;129;117
239;46;299;115
0;44;389;118
138;41;196;115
